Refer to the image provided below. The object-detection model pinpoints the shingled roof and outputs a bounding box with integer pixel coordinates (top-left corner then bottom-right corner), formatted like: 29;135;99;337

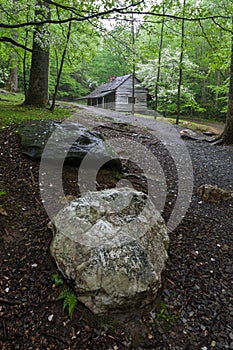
86;74;132;98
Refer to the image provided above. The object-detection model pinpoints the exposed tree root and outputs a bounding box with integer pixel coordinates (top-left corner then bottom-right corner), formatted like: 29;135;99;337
211;137;225;145
209;133;233;145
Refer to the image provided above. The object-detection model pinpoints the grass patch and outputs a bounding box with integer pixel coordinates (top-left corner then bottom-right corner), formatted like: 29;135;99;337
164;117;222;133
165;118;210;132
0;92;74;128
133;112;223;133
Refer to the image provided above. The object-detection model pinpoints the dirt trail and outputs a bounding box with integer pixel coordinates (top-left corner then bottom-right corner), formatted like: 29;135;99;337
69;103;224;136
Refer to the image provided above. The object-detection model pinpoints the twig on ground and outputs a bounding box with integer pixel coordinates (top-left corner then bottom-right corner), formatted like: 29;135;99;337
0;297;22;305
42;332;69;345
29;167;36;185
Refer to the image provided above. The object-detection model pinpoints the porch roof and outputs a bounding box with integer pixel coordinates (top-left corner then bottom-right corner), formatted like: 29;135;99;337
87;90;113;99
84;74;131;99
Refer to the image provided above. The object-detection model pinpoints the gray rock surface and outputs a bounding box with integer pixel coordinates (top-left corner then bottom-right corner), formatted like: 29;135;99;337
197;184;233;202
49;188;169;314
18;119;108;165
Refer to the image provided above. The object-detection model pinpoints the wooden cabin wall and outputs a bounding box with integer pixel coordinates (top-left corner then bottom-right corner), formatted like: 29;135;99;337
103;92;115;110
88;93;116;109
115;76;148;112
86;76;148;113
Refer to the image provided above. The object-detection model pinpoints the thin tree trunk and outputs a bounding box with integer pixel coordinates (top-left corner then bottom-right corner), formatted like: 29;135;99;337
131;14;135;116
176;0;186;125
23;27;29;97
9;66;18;92
154;3;165;114
50;18;72;111
23;10;30;97
201;75;207;105
215;69;221;109
215;32;222;109
8;31;18;92
7;0;18;92
215;13;233;145
24;1;50;107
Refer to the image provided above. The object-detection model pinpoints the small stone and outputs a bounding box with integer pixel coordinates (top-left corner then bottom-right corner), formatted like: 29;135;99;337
41;279;49;285
48;314;54;322
149;311;156;319
217;341;226;348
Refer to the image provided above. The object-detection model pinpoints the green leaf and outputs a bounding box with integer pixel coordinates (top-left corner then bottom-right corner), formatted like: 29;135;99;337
51;274;64;286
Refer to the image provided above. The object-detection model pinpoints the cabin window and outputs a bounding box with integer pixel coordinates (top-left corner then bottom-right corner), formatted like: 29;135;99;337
118;96;128;104
128;97;136;104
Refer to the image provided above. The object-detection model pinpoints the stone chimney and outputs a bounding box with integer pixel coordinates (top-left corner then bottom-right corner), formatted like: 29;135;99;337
108;75;117;82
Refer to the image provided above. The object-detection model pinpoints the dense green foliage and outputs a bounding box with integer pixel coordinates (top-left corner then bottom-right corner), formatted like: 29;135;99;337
0;0;233;119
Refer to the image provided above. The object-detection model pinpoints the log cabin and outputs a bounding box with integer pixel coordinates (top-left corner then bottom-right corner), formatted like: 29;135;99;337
82;74;149;113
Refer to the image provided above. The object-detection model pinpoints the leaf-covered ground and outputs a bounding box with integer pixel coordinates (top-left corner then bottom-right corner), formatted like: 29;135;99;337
0;113;232;349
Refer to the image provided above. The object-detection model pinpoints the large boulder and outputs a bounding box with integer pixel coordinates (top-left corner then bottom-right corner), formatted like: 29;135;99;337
17;120;109;166
49;188;169;314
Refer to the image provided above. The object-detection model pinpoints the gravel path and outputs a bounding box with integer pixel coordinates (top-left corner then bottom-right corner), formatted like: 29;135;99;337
0;106;232;349
64;105;233;349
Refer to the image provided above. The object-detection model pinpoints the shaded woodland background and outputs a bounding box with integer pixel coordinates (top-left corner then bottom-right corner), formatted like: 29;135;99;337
1;0;233;143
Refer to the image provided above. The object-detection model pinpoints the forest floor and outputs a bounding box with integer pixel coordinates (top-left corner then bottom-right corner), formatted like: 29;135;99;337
0;106;232;349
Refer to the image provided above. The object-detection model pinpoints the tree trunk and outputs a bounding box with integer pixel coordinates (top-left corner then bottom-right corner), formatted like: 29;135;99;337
216;13;233;145
23;12;30;96
176;0;186;125
50;18;72;111
24;1;50;107
154;3;165;114
215;69;221;109
131;14;135;116
9;66;18;92
201;74;207;105
7;31;18;92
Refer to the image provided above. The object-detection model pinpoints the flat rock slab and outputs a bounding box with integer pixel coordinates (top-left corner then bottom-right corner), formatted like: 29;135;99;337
180;128;216;142
17;120;110;166
49;188;169;314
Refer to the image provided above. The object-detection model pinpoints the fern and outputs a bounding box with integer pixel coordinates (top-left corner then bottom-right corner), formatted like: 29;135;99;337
51;274;63;286
57;289;77;319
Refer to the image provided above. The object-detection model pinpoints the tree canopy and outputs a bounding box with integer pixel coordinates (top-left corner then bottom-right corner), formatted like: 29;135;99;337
1;0;233;142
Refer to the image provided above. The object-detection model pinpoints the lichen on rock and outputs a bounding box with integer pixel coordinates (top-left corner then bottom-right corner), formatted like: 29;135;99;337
49;188;169;314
